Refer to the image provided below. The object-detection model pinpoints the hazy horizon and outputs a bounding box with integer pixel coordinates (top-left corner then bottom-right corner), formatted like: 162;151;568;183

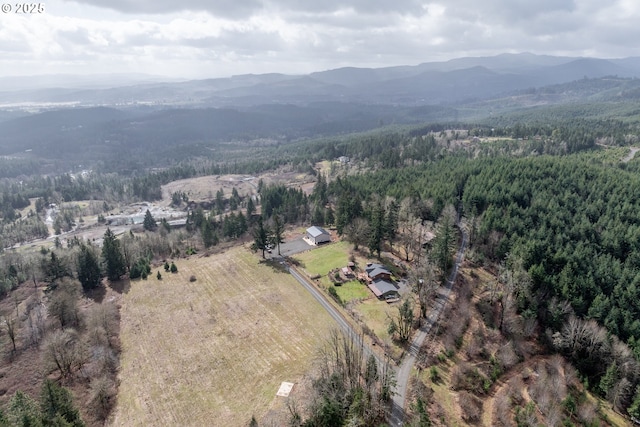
2;0;640;80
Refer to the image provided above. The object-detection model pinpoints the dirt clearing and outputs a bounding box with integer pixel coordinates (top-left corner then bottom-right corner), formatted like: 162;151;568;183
111;246;334;427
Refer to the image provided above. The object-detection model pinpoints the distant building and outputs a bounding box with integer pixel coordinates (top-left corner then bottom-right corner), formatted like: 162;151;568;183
306;226;331;245
338;156;350;163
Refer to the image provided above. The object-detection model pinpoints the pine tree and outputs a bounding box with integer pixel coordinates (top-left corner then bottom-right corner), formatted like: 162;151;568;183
271;214;285;255
143;209;157;231
101;228;126;281
40;379;84;427
431;207;457;284
44;251;70;283
251;216;270;259
246;197;256;220
201;220;217;248
368;200;385;258
77;244;101;290
6;390;41;427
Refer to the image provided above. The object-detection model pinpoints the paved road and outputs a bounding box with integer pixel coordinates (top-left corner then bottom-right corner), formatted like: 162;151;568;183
389;229;468;427
287;264;382;365
285;226;467;426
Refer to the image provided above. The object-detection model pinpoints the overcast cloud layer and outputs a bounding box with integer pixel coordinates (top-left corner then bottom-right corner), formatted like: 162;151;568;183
1;0;639;79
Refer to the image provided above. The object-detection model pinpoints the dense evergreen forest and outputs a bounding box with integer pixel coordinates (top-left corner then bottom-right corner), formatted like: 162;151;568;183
4;96;640;420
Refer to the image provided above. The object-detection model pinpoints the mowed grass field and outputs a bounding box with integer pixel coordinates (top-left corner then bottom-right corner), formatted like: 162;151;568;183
294;241;352;279
111;246;335;427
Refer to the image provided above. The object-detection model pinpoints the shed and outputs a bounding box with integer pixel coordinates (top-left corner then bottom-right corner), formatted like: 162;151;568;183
306;226;331;245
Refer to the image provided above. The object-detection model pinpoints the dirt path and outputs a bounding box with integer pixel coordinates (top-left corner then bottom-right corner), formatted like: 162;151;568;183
482;355;546;426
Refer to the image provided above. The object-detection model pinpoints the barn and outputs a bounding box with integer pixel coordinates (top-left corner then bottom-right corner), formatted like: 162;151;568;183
306;226;331;245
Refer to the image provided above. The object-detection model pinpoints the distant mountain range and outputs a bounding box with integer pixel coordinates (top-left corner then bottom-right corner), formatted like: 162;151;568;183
2;53;640;108
2;53;640;171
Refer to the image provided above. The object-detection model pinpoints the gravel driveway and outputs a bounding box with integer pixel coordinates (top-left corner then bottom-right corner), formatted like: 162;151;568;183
272;237;313;257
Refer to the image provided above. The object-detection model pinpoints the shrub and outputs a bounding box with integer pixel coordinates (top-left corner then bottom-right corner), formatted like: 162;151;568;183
328;286;342;304
459;391;482;422
170;262;178;273
430;366;440;383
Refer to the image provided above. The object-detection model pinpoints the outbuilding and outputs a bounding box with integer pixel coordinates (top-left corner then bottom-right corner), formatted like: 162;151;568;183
306;226;331;245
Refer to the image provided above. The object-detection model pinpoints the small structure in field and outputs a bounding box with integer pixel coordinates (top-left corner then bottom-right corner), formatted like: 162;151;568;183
276;382;295;397
306;226;331;245
341;266;355;278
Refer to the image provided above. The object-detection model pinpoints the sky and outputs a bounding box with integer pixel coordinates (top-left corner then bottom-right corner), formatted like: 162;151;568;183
1;0;640;79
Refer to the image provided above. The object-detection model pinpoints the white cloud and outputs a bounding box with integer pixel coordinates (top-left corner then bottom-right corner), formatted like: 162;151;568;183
0;0;639;78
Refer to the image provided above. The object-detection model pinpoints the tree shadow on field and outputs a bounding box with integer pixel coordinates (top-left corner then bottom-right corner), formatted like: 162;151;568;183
260;258;288;274
109;278;131;294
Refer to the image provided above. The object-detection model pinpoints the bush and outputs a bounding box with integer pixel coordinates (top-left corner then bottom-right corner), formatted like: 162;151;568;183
429;366;440;383
328;286;342;304
459;391;482;422
170;262;178;273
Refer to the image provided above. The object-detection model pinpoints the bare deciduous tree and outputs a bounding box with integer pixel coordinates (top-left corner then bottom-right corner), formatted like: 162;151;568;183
411;261;438;319
43;329;85;378
4;315;17;353
387;298;414;342
88;375;116;421
86;301;119;348
47;278;82;329
25;302;45;346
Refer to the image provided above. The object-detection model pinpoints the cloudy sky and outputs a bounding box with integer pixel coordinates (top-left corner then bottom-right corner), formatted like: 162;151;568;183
2;0;640;79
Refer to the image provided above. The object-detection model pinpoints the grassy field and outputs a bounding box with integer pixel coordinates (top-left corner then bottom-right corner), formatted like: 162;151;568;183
334;280;370;303
111;246;335;427
293;241;353;286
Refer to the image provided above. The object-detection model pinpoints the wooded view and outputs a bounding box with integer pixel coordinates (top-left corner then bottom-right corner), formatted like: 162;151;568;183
1;54;640;426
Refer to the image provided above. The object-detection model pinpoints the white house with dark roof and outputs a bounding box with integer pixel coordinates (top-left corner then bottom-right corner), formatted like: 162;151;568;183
306;226;331;245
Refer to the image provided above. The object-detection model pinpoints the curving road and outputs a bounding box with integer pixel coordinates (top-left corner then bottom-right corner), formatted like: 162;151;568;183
287;264;382;365
389;229;468;426
285;226;468;426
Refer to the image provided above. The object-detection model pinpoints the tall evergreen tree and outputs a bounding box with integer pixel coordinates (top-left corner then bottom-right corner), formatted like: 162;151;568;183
77;244;101;290
368;201;385;258
251;216;270;259
271;214;285;256
101;228;126;281
40;379;84;427
142;209;157;231
431;207;457;284
6;391;41;427
201;220;217;249
246;197;256;221
43;252;70;284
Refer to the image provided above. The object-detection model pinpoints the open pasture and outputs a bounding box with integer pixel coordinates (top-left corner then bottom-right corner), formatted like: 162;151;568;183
111;246;334;427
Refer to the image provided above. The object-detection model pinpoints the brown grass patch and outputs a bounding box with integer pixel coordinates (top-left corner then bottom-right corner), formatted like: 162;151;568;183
111;246;334;427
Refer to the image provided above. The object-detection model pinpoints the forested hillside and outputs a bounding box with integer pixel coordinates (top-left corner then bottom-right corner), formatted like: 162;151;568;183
4;69;640;423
